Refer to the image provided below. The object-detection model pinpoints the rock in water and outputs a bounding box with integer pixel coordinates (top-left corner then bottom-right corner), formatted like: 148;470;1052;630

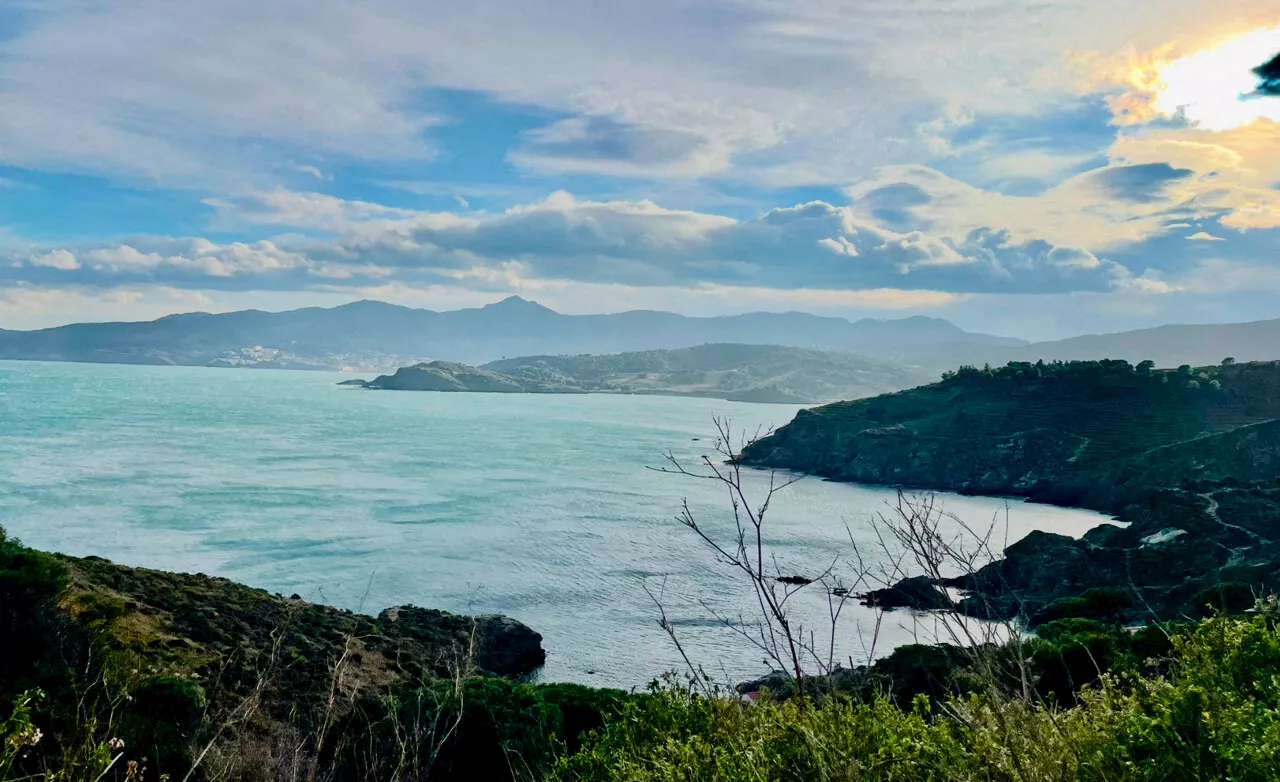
861;575;955;610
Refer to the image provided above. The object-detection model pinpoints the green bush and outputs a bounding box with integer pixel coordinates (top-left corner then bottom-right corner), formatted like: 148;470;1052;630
1037;586;1135;623
555;616;1280;781
1190;581;1257;615
0;527;73;705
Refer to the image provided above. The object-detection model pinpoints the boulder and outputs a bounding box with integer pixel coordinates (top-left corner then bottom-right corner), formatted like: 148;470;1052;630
861;575;955;610
377;605;545;677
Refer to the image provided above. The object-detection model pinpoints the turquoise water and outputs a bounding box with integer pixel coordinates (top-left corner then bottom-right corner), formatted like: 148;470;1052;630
0;360;1113;686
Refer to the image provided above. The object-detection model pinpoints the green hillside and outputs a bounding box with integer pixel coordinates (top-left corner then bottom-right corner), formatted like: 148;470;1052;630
350;343;935;404
742;359;1280;494
742;359;1280;621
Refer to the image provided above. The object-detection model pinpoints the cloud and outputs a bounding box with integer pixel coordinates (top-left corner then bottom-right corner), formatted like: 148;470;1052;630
509;116;747;178
5;0;1272;187
296;165;331;181
28;249;81;270
0;284;218;330
2;189;1130;297
1089;163;1192;203
1187;231;1226;241
1075;25;1280;131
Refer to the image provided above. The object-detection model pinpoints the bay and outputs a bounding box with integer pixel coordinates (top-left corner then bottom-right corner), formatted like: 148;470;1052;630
0;360;1113;686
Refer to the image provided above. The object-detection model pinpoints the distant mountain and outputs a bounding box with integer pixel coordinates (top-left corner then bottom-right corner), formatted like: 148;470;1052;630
348;343;938;404
961;318;1280;370
0;297;1022;369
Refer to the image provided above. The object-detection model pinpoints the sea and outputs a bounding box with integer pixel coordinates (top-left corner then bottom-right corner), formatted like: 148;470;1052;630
0;360;1114;688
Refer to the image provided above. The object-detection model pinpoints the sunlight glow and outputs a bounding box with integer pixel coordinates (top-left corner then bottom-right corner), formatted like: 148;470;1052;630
1150;26;1280;131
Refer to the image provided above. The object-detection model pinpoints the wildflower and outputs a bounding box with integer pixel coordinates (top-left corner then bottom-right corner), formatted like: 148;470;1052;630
8;727;42;749
108;737;126;751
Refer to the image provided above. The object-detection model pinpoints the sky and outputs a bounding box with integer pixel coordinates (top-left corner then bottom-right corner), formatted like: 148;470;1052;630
0;1;1278;340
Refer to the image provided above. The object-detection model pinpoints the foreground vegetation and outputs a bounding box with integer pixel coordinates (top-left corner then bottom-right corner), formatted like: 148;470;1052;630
559;610;1280;781
8;519;1280;780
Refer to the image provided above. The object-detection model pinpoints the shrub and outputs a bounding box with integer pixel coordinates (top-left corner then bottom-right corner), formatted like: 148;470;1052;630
554;615;1280;781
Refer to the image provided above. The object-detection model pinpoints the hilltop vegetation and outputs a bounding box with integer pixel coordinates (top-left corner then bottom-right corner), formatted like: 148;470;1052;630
348;343;936;404
742;359;1280;620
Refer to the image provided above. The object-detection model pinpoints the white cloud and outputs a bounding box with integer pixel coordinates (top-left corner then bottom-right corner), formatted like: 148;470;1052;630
4;0;1271;186
28;249;81;270
5;189;1128;295
0;284;216;329
296;164;331;181
1187;231;1226;241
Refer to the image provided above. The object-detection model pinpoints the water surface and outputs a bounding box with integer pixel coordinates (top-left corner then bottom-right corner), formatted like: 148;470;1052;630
0;361;1113;686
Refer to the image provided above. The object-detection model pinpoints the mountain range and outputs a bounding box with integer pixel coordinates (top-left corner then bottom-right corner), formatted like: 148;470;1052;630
3;297;1280;373
966;318;1280;369
0;297;1022;370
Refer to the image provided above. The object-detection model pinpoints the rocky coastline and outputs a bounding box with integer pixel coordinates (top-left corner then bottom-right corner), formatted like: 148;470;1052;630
740;359;1280;623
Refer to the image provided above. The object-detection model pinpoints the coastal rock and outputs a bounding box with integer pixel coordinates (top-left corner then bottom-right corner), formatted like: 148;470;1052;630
475;614;548;676
861;575;955;610
737;670;793;696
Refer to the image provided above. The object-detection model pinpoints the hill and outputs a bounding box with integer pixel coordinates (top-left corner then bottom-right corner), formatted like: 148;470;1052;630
742;359;1280;491
347;344;938;404
346;360;584;395
0;296;1021;369
741;359;1280;620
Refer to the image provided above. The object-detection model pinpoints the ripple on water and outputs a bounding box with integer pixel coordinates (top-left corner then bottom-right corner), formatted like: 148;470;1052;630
0;360;1119;687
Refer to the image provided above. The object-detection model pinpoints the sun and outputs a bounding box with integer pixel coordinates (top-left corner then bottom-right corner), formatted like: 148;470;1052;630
1151;26;1280;131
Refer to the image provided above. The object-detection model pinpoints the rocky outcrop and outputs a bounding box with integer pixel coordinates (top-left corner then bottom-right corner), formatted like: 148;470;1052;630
861;575;955;610
378;606;546;676
742;360;1280;623
42;552;547;731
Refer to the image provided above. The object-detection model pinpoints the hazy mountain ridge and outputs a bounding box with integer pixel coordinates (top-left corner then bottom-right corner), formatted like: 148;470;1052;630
9;297;1280;374
963;318;1280;369
0;296;1021;369
348;343;938;404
